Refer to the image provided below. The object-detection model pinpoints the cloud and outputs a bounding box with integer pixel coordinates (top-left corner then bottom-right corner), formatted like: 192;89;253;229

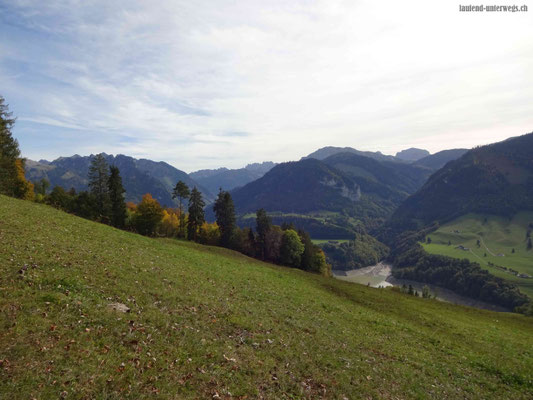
0;0;532;171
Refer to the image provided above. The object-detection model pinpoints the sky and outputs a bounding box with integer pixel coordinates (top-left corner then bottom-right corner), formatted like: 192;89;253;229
1;0;532;172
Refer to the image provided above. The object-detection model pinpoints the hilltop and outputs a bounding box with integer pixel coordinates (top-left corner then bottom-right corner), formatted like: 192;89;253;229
302;146;398;162
395;148;430;162
1;195;532;399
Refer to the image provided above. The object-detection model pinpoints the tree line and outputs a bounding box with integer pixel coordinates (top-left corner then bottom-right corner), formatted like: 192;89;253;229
38;158;331;276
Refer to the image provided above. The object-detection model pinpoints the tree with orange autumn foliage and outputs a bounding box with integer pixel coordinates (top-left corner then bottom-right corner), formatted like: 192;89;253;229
159;208;186;237
13;158;34;200
131;194;164;236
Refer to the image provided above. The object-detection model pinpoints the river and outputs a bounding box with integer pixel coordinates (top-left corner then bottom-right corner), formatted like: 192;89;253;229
332;262;508;312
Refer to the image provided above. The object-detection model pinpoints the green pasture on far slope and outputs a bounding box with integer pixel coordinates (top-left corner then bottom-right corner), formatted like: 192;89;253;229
422;212;533;298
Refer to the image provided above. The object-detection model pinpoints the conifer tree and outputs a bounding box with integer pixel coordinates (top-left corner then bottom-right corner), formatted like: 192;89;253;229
213;189;236;248
0;95;33;199
88;153;110;220
256;208;271;259
187;187;205;241
108;165;127;228
172;180;190;237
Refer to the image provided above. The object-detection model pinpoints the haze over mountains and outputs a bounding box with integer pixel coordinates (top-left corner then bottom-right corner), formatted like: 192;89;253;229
24;145;470;222
25;154;213;207
190;162;277;194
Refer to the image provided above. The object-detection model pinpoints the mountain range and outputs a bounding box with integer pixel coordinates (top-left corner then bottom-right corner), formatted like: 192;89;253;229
25;154;213;207
389;133;533;230
189;161;276;193
24;145;469;226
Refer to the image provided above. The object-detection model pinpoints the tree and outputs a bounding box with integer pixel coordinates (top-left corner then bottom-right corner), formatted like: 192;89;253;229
476;239;481;248
247;228;256;256
88;153;110;220
310;248;330;276
13;158;34;200
231;227;256;257
422;285;431;298
280;229;304;267
256;209;271;259
132;194;164;236
71;191;98;220
198;221;220;246
172;181;190;237
47;186;74;210
264;226;283;262
108;166;127;228
213;189;236;248
34;178;50;196
0;96;33;199
426;237;432;244
159;209;181;237
298;230;313;270
0;95;18;196
187;187;205;241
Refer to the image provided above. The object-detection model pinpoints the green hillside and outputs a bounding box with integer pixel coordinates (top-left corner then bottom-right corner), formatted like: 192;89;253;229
1;196;532;399
389;132;533;230
422;213;533;297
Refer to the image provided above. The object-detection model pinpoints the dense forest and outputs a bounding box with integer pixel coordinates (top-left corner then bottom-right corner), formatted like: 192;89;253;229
321;232;389;271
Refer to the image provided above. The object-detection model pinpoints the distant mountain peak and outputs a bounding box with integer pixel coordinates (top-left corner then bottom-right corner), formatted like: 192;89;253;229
302;146;398;162
395;148;430;162
190;161;277;193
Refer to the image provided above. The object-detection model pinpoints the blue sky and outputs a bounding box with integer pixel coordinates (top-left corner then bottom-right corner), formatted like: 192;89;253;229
1;1;532;172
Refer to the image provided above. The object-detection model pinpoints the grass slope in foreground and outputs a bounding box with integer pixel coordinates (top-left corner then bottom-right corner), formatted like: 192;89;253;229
1;196;532;399
422;213;533;298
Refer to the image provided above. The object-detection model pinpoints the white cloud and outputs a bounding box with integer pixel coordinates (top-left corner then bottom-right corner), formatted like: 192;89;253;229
1;0;532;171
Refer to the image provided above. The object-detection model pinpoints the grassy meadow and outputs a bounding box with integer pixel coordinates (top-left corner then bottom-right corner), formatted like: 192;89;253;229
422;213;533;298
1;196;532;399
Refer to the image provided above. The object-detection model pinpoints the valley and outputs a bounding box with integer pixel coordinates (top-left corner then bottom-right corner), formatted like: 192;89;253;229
333;263;509;312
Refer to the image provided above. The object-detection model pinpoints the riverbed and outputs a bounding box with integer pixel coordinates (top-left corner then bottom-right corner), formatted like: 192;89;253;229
333;262;508;312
